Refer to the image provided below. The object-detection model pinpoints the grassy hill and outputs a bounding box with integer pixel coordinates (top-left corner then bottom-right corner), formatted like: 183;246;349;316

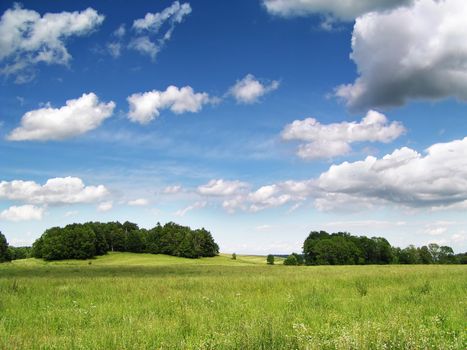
0;253;465;349
6;251;281;267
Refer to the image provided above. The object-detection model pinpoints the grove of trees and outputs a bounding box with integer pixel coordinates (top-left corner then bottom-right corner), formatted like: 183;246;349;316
0;231;11;263
31;221;219;261
301;230;463;265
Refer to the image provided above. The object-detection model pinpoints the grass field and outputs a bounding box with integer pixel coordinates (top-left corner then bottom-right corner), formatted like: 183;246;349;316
0;252;466;349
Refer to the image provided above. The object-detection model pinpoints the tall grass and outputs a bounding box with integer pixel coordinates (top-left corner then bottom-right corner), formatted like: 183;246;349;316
0;253;465;349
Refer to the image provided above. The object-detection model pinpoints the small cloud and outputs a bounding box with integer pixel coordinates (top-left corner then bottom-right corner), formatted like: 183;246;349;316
0;204;44;221
97;201;113;212
229;74;279;104
128;198;149;206
175;201;206;217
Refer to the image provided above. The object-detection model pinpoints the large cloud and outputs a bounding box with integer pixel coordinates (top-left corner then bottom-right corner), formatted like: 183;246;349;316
282;110;405;159
7;93;115;141
197;137;467;213
229;74;279;104
129;1;191;60
0;5;104;83
0;177;109;205
335;0;467;110
0;205;44;222
262;0;414;20
315;137;467;210
127;86;212;124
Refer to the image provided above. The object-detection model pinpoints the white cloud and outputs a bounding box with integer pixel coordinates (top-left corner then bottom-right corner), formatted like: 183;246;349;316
7;93;115;141
127;85;212;124
315;137;467;210
0;5;104;83
222;179;314;213
282;110;405;159
175;200;206;217
130;1;191;60
0;204;44;222
262;0;414;20
128;198;149;206
114;24;126;38
128;36;159;60
0;177;109;205
198;179;249;196
163;185;182;194
335;0;467;110
229;74;279;104
97;201;113;212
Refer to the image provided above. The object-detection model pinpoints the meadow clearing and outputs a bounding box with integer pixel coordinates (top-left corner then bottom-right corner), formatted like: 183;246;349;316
0;252;466;349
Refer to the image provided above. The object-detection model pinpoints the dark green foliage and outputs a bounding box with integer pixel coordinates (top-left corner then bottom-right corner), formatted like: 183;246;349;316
232;253;237;260
266;254;274;265
303;230;458;265
8;246;32;260
31;221;219;261
283;254;298;265
0;231;12;263
39;224;96;260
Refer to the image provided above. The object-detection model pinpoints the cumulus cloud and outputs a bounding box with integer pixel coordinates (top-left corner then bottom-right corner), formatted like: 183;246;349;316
175;200;206;217
335;0;467;110
0;5;104;83
127;85;212;124
97;201;113;212
222;179;314;213
0;177;108;205
0;204;44;221
229;74;279;104
128;198;149;206
7;93;115;141
129;1;191;60
282;110;405;159
198;179;249;196
315;137;467;210
262;0;414;20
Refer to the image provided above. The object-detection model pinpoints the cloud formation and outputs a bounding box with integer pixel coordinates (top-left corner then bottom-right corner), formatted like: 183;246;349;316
198;179;248;196
229;74;279;104
0;204;44;222
97;201;113;212
175;200;206;217
315;137;467;210
262;0;414;20
128;198;149;206
282;110;405;159
127;85;212;124
335;0;467;110
0;5;104;83
0;177;108;205
7;93;115;141
130;1;191;60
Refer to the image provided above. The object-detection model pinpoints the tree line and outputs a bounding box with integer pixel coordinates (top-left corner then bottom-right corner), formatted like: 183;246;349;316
280;230;466;265
28;221;219;261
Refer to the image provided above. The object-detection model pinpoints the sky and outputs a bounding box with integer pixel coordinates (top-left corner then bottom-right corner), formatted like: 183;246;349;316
1;0;467;254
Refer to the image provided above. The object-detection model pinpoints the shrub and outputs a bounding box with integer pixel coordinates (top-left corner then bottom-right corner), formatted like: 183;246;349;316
267;254;274;265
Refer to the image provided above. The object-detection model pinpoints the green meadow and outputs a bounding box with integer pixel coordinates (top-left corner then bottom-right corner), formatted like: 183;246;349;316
0;252;466;349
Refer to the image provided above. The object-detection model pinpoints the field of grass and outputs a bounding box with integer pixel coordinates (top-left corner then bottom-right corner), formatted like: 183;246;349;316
0;252;466;349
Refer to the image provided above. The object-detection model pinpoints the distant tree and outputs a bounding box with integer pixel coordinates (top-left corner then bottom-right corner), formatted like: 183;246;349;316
267;254;274;265
283;254;298;266
418;246;433;264
8;246;32;260
428;243;441;263
0;231;11;263
126;229;145;253
438;246;456;264
232;253;237;260
39;225;96;260
455;252;467;264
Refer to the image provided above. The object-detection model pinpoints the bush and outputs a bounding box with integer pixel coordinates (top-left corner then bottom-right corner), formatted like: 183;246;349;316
232;253;237;260
283;254;298;266
267;254;274;265
0;231;11;263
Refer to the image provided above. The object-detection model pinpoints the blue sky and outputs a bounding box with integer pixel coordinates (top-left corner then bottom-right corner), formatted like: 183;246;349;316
1;0;466;253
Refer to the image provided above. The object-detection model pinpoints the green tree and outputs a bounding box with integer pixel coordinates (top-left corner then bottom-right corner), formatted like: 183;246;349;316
0;231;11;263
283;254;298;265
266;254;274;265
232;252;237;260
